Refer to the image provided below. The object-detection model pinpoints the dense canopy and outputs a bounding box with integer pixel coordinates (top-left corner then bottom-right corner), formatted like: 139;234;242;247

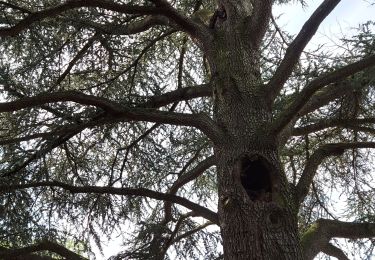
0;0;375;259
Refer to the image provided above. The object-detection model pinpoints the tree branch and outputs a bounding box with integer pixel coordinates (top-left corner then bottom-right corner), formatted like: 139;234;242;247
73;15;171;35
302;218;375;260
55;33;100;87
246;0;272;48
321;243;349;260
0;181;219;224
267;0;341;100
297;77;368;117
0;0;205;39
164;156;216;222
292;118;375;136
141;83;212;108
296;142;375;204
0;91;223;142
171;222;213;244
271;54;375;134
0;240;86;260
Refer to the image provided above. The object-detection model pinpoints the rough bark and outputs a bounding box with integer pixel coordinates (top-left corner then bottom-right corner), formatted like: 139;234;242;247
203;2;302;258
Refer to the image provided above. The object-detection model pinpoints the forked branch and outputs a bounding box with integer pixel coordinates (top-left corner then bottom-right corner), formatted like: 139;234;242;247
272;54;375;134
302;218;375;260
0;0;205;39
0;91;223;142
267;0;341;100
292;118;375;136
164;156;216;222
296;142;375;204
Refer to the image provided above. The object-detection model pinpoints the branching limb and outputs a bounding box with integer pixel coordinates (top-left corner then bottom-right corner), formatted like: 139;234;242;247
302;218;375;260
2;128;83;177
0;90;223;142
72;15;170;35
278;81;366;146
295;78;366;117
141;83;211;108
267;0;341;100
0;0;206;40
295;142;375;204
271;54;375;134
55;33;100;87
292;118;375;136
0;240;86;260
164;156;216;222
0;181;219;224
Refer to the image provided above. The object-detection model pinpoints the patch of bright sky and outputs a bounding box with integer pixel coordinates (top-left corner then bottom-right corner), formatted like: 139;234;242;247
274;0;375;50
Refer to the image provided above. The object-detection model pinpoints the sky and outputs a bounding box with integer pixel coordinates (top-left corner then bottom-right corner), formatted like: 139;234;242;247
274;0;375;49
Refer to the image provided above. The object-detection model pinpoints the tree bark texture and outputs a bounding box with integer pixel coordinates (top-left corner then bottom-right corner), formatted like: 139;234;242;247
204;2;303;258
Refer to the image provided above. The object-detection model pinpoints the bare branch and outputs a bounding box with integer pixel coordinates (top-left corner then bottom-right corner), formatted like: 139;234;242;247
0;181;219;224
0;240;86;260
296;142;375;204
267;0;341;100
271;54;375;134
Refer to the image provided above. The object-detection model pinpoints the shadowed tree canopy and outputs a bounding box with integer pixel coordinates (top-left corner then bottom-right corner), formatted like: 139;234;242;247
0;0;375;259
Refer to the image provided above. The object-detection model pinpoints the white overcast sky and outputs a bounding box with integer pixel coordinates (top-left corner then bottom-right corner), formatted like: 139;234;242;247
274;0;375;49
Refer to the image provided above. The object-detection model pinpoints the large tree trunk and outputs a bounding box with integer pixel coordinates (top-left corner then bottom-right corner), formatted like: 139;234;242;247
204;4;303;257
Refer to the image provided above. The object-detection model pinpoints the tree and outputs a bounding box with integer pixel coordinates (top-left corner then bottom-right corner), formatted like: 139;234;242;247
0;0;375;259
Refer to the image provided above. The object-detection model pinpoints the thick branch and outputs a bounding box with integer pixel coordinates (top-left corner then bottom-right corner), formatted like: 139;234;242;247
0;0;204;39
298;81;351;116
0;181;219;224
278;81;366;146
141;83;212;108
302;218;375;260
0;91;223;142
292;118;375;136
321;243;349;260
0;240;86;260
296;142;375;204
75;15;170;35
272;54;375;134
267;0;341;100
246;0;272;48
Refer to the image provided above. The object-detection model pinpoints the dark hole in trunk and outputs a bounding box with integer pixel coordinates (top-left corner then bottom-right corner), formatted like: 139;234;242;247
240;156;272;202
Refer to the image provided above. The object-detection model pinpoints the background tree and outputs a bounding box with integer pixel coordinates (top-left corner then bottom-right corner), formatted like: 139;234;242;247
0;0;375;259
